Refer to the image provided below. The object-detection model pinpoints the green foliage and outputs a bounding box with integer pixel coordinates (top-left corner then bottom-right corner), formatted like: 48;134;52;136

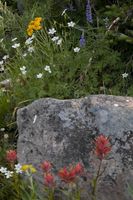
0;0;133;128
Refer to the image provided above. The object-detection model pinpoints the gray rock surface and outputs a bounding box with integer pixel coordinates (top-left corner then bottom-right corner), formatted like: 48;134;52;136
17;95;133;199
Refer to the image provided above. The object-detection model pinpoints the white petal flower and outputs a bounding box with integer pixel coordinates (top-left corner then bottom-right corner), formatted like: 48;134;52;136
11;37;17;42
21;70;27;75
57;38;62;45
3;55;9;60
20;66;26;71
15;164;22;174
51;36;59;42
22;53;28;57
0;128;5;132
73;47;80;52
0;167;7;174
0;66;4;72
67;21;75;27
5;171;13;179
12;43;20;48
48;28;56;35
28;46;34;53
20;66;27;75
0;60;4;65
25;37;33;45
122;73;128;78
44;65;51;73
36;73;43;79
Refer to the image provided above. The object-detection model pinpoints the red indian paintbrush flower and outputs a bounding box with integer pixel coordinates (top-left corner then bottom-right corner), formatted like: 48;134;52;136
41;161;52;172
73;163;84;175
95;135;111;160
44;173;55;187
58;167;76;183
6;150;17;163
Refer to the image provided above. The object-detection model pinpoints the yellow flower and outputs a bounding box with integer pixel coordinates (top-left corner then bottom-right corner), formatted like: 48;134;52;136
33;20;41;30
21;164;36;173
34;25;42;31
26;17;43;36
29;20;35;26
34;17;42;23
27;28;33;36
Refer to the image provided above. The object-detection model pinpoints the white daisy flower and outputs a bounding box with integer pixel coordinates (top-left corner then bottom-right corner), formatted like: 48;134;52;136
48;28;56;35
28;46;34;53
22;53;28;57
122;73;128;78
5;171;13;179
44;65;51;73
3;55;9;60
0;167;7;174
21;70;27;75
57;38;62;45
36;73;43;79
25;39;33;45
12;43;20;48
73;47;80;52
0;66;4;72
51;36;59;42
0;60;4;65
20;66;27;75
15;164;22;174
67;21;75;27
20;66;26;71
0;128;5;132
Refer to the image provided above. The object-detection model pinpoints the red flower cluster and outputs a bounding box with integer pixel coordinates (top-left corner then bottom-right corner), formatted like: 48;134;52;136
41;161;55;187
44;173;55;187
41;135;111;187
41;161;52;173
6;150;17;163
95;135;111;160
41;161;83;186
74;163;83;175
58;163;84;183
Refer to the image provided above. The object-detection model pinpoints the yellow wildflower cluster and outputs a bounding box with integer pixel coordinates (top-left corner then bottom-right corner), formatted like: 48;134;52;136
27;17;43;36
21;164;36;173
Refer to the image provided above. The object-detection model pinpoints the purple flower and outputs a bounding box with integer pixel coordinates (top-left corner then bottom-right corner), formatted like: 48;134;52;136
86;0;93;23
79;34;86;47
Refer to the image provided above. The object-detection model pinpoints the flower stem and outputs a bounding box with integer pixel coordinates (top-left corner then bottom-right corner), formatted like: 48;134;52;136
75;184;81;200
29;175;36;200
91;159;102;200
48;188;54;200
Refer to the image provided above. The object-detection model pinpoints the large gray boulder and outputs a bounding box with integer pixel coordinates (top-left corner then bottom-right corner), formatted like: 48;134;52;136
17;95;133;199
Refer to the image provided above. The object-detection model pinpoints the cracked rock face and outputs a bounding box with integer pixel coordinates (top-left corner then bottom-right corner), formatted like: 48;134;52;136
17;95;133;200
